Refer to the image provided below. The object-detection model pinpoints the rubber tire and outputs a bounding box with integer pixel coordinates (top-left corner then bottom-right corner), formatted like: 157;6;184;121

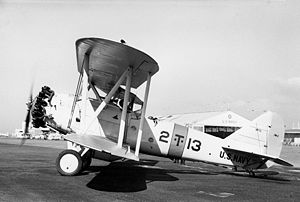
56;150;83;176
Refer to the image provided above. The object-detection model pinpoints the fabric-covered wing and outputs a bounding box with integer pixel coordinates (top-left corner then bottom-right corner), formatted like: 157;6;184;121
64;133;139;161
76;38;159;93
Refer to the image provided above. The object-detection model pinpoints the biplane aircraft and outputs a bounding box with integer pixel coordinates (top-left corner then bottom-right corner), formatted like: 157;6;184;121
26;37;293;177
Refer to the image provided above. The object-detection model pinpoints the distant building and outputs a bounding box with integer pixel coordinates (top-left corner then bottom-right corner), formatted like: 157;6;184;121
284;128;300;145
159;111;251;139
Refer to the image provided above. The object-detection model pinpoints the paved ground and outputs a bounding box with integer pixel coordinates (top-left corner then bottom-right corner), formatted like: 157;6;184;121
0;138;300;202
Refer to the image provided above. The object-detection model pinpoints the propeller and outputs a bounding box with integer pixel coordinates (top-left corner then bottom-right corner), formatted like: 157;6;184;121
25;85;33;133
21;83;34;145
21;84;72;145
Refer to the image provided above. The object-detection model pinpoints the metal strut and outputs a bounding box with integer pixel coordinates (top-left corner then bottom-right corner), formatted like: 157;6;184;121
83;67;131;134
135;72;152;156
117;67;132;148
67;56;86;129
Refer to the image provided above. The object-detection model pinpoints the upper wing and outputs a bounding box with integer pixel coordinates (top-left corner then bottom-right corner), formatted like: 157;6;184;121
64;133;139;161
76;38;159;94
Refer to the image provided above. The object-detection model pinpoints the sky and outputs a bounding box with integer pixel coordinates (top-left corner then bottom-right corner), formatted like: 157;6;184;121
0;0;299;133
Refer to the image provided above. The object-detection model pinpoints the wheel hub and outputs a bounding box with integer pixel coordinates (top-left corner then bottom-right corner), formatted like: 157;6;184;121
60;153;79;173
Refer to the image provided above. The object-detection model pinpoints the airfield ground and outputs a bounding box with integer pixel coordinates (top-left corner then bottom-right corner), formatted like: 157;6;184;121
0;137;299;202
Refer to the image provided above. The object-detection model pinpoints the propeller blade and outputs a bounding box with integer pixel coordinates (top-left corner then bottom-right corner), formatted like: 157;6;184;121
24;83;34;133
21;83;34;145
24;109;31;134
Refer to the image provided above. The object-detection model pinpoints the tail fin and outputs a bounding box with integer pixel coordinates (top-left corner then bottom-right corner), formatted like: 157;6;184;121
226;111;284;158
251;111;284;157
264;112;284;157
224;111;291;167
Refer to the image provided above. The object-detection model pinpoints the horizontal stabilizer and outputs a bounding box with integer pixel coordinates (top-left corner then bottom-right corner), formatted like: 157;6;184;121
64;134;139;161
272;158;293;167
222;147;293;167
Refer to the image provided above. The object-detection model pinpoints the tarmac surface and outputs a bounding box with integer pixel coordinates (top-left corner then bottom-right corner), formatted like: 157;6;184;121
0;138;300;202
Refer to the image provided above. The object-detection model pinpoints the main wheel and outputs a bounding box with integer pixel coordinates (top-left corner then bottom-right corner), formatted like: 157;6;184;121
56;150;83;176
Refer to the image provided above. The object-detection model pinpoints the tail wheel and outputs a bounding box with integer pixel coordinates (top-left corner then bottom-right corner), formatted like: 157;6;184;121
247;170;256;177
56;149;83;176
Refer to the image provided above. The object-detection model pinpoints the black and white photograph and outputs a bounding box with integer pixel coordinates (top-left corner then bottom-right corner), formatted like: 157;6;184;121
0;0;299;201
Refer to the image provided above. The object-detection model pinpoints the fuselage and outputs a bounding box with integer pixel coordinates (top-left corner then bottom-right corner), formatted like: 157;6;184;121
97;103;266;170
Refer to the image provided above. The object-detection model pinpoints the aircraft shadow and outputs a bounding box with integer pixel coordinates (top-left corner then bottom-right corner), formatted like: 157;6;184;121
86;159;215;192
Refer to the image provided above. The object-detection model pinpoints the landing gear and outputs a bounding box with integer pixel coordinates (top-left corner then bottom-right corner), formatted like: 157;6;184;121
56;150;83;176
56;148;93;176
82;150;92;170
83;157;92;170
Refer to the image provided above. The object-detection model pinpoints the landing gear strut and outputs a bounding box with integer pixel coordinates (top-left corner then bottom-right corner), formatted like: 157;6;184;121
82;150;92;170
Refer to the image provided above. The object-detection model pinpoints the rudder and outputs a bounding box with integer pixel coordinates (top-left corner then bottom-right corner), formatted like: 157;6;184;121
266;112;284;157
252;111;284;157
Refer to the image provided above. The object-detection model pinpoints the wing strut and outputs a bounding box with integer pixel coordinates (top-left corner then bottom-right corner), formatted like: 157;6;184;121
135;72;151;156
83;67;130;133
89;83;103;102
117;67;132;148
67;55;86;128
80;68;89;133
